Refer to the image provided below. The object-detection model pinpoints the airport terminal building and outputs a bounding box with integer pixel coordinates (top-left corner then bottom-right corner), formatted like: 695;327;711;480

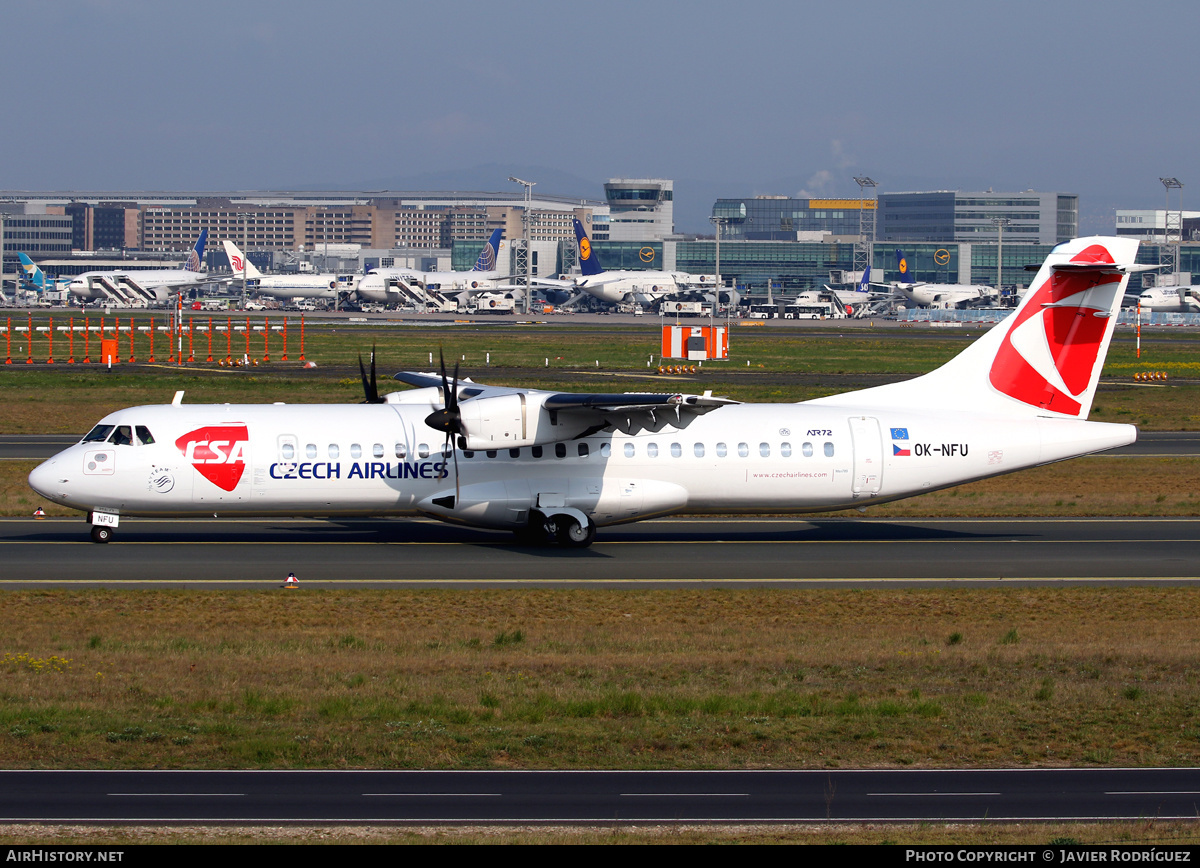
9;180;1197;301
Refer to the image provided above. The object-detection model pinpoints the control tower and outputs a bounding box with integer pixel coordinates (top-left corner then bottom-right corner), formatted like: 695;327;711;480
603;178;674;241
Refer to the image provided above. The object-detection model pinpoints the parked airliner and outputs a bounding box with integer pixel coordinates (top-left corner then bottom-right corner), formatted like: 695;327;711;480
1138;283;1200;313
29;237;1139;547
67;231;217;306
560;219;719;307
222;240;359;301
892;248;998;308
355;229;508;307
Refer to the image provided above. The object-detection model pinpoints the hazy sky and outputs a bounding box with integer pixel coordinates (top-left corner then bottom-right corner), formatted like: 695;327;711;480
3;0;1196;234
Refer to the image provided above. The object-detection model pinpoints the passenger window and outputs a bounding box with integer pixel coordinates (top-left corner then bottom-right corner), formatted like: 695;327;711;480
802;442;813;457
824;441;835;457
647;442;658;458
555;443;566;458
738;442;749;458
486;450;497;458
329;444;340;459
108;426;133;446
281;442;295;460
463;451;475;458
373;443;385;459
578;443;589;458
624;443;635;458
781;442;792;458
716;442;727;457
394;442;406;459
694;443;704;458
600;443;611;458
509;448;521;458
351;444;363;459
417;444;429;459
670;442;682;458
306;443;318;459
532;445;543;458
135;426;155;445
760;442;770;458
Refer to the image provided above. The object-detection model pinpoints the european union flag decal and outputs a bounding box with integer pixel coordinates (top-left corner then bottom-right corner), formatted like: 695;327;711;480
890;428;909;440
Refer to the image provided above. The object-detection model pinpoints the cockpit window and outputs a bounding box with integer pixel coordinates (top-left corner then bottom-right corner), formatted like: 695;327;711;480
108;426;133;446
136;426;155;445
83;425;114;443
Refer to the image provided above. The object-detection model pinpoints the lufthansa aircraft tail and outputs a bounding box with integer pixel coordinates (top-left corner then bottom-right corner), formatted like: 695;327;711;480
815;237;1141;421
471;228;504;272
221;239;263;280
895;249;915;285
573;218;604;277
183;230;208;273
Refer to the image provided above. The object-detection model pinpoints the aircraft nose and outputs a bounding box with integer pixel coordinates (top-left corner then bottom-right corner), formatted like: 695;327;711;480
28;458;64;501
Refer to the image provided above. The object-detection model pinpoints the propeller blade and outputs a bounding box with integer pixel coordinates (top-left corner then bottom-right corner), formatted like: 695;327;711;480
357;343;383;403
425;348;466;435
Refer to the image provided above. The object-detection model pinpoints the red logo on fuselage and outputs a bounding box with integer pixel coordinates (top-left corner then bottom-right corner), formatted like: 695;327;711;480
175;425;250;491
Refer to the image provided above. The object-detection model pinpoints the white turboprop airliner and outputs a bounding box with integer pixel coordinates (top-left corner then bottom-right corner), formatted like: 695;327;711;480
30;237;1139;547
222;240;359;301
68;231;217;306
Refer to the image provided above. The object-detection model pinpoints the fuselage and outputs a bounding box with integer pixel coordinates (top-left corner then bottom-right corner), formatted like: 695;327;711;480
356;269;504;304
248;274;358;301
69;270;211;304
896;283;996;308
28;397;1134;528
579;271;715;306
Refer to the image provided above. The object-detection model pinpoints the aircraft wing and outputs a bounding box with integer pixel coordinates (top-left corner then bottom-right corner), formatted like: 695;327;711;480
392;372;737;435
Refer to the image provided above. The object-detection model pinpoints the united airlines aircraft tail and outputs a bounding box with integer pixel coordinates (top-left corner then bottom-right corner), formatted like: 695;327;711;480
814;237;1140;420
895;249;915;285
221;239;263;280
574;218;604;277
471;228;503;272
183;230;208;273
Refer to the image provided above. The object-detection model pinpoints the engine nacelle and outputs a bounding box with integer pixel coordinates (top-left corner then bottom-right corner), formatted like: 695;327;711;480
458;393;592;450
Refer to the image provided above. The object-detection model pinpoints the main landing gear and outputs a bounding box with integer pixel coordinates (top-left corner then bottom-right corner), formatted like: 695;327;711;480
90;525;112;544
514;511;597;548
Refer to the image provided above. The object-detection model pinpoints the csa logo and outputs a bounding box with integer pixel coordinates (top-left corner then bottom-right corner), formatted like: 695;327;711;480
176;425;250;492
989;244;1121;416
579;237;592;260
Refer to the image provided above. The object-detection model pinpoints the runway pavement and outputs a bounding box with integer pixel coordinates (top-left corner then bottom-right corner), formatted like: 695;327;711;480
2;516;1198;587
4;768;1200;823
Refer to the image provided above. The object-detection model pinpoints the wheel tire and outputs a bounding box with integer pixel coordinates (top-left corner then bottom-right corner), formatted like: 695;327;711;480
556;516;596;548
90;525;112;544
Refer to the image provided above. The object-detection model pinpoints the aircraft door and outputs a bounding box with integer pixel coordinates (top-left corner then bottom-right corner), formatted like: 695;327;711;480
849;416;883;496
